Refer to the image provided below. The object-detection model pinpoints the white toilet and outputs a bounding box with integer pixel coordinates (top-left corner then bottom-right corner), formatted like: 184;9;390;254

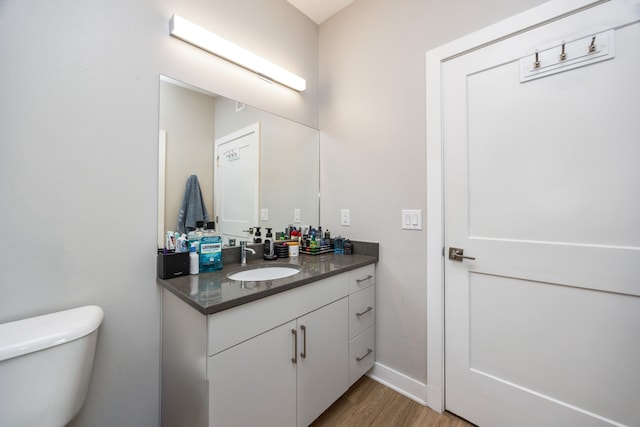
0;305;104;427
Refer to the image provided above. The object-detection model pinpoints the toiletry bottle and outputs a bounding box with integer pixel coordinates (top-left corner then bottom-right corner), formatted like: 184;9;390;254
344;239;353;255
264;227;274;256
199;222;223;272
254;227;262;243
176;234;188;253
189;244;199;274
187;221;205;252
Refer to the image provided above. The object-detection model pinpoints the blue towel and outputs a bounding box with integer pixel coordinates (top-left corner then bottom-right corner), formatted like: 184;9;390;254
176;175;210;234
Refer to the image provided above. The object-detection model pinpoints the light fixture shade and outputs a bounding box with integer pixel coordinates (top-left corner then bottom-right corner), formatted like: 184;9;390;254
169;14;306;92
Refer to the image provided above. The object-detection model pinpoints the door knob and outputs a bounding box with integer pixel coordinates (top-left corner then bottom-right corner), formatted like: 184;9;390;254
448;247;476;262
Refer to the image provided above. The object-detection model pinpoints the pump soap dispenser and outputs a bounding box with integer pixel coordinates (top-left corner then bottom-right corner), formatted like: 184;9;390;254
263;227;277;260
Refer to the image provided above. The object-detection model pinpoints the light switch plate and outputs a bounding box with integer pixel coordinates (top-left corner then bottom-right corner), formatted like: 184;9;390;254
294;209;301;223
261;208;269;221
402;209;422;230
341;209;350;226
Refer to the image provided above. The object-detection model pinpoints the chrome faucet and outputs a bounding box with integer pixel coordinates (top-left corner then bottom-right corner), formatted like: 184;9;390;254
240;241;256;266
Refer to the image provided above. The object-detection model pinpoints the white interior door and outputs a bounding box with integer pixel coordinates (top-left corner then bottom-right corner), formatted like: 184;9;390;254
214;123;260;242
443;2;640;426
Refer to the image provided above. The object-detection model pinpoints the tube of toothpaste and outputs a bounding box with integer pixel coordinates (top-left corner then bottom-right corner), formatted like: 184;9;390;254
176;234;188;253
166;231;176;251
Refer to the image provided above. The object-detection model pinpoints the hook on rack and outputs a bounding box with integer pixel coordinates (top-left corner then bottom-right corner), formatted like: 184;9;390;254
560;41;566;60
534;50;540;69
588;36;596;53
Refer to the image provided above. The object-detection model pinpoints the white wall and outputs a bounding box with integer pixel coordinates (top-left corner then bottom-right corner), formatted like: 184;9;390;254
0;0;317;425
318;0;547;399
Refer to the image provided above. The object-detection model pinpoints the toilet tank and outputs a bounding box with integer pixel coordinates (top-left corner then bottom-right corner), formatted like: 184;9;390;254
0;305;104;427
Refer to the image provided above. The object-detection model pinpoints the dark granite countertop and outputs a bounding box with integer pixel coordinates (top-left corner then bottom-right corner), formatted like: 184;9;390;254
157;242;378;315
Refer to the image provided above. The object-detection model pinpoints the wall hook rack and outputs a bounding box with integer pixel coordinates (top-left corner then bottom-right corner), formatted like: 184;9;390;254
520;29;615;82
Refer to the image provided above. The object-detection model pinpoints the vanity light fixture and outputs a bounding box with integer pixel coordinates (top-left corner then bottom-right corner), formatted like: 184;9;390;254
169;14;306;92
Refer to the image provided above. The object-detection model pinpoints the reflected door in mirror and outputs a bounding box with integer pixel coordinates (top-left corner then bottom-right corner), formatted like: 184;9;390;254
215;123;259;242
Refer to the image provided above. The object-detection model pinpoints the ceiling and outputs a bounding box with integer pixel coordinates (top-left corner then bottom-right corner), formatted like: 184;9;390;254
286;0;355;24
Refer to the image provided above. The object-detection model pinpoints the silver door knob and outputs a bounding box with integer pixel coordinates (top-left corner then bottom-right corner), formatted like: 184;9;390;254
448;247;476;262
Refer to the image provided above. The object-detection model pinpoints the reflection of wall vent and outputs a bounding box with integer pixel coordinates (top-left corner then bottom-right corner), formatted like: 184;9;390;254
235;101;245;112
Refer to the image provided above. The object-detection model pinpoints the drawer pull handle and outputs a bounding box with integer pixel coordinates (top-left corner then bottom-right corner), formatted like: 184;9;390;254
291;329;297;364
356;306;373;317
356;348;373;362
300;325;307;359
356;275;373;284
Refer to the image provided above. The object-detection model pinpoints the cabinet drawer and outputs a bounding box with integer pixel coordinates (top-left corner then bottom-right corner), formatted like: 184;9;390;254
348;264;375;293
207;273;348;356
348;326;375;387
349;285;375;339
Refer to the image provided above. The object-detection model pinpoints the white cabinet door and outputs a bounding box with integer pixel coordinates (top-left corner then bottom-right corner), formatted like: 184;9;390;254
208;320;297;427
296;298;349;427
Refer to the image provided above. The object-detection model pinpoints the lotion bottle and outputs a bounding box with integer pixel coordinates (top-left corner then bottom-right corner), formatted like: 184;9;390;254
189;244;199;274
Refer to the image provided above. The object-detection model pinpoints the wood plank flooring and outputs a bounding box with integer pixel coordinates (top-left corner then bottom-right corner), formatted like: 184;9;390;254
310;376;476;427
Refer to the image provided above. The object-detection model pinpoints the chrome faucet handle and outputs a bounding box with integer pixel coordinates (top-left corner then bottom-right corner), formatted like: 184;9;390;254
240;241;255;266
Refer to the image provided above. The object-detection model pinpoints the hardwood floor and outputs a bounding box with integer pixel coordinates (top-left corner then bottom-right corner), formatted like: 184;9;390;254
310;376;475;427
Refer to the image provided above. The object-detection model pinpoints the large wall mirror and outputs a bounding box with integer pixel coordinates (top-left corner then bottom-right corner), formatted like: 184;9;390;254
158;76;320;247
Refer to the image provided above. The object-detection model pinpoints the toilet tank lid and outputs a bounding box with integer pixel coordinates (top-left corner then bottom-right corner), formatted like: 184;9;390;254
0;305;104;362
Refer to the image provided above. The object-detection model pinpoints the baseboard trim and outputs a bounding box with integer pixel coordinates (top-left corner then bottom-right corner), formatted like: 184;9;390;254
368;362;428;406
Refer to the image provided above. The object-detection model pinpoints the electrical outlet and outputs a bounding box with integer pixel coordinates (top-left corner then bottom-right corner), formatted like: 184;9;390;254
341;209;350;226
261;208;269;221
294;209;301;223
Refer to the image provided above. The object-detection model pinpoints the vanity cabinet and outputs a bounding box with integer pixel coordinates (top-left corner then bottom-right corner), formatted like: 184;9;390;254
208;298;348;427
161;264;375;427
208;319;297;427
347;265;376;386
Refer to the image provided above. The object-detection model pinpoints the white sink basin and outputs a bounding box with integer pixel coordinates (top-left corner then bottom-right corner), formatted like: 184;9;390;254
227;266;301;282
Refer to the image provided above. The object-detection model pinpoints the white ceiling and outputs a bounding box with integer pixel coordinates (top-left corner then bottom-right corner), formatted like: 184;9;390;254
286;0;355;25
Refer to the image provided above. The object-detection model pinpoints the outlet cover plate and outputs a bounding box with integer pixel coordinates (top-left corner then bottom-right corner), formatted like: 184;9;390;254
402;209;422;230
341;209;350;226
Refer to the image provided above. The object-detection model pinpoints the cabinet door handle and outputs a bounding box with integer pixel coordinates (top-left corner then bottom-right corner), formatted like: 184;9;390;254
356;275;373;284
356;348;373;362
300;325;307;359
291;329;297;364
356;306;373;318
